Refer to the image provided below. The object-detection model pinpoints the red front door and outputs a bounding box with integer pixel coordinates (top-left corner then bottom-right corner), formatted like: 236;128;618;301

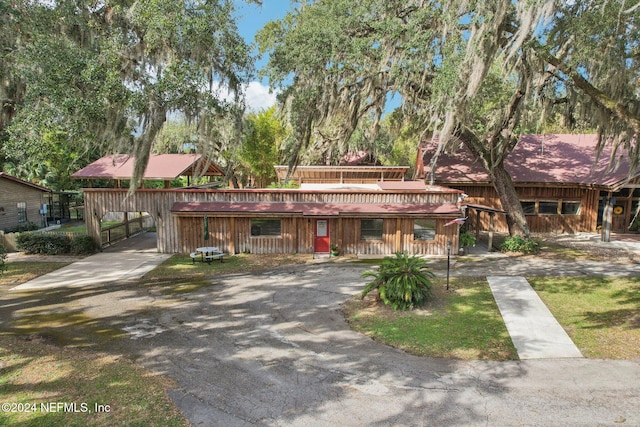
314;219;330;253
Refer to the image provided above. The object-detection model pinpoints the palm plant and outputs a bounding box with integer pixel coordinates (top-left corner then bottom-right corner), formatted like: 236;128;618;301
361;252;435;311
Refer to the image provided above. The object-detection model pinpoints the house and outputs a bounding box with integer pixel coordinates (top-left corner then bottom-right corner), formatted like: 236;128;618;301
0;173;51;231
79;166;464;255
71;153;224;188
415;134;640;234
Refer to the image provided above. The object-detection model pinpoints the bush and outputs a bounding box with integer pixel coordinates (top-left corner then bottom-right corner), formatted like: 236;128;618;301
459;231;476;248
70;235;100;255
500;235;540;254
361;252;435;311
4;222;39;233
0;243;6;274
16;233;72;255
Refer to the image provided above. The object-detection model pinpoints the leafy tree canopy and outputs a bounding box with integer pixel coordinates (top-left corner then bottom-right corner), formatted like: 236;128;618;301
1;0;258;190
258;0;640;236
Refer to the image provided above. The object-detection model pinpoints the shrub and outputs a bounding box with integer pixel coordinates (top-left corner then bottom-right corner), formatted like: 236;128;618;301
70;235;100;255
500;235;540;254
4;222;39;233
16;233;72;255
361;252;435;311
459;231;476;248
0;243;6;274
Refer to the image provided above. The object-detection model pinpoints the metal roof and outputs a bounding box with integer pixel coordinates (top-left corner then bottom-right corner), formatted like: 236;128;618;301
274;165;410;184
417;134;639;189
171;201;461;217
71;154;224;180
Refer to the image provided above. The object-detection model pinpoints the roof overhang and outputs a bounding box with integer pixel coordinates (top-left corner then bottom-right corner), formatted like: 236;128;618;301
171;202;461;217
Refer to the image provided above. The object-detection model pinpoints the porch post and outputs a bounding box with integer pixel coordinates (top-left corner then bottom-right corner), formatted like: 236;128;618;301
488;212;495;252
602;192;613;242
229;217;236;254
475;209;481;240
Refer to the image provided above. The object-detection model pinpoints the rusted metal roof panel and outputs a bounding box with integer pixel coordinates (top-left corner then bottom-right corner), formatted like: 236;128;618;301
171;201;461;217
71;154;223;180
418;134;638;188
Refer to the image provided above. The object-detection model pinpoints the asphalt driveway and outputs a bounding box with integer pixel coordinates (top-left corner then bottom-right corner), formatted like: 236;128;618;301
3;232;639;426
109;262;639;427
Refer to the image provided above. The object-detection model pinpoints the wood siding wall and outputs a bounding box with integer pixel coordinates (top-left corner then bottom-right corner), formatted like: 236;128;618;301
83;188;459;254
456;185;601;233
0;179;46;230
178;216;457;256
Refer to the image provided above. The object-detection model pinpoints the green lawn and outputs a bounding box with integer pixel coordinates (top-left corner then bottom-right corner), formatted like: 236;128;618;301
344;277;519;360
0;336;188;427
529;276;640;359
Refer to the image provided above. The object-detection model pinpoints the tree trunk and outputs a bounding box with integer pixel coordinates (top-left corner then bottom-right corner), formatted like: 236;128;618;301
491;162;531;238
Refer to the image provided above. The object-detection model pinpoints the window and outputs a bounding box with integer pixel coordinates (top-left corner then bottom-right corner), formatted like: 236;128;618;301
521;201;536;215
360;219;383;240
538;201;559;215
250;219;281;236
17;202;27;223
414;219;436;240
561;201;582;215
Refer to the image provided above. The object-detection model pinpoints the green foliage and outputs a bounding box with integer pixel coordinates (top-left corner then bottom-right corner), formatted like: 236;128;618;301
459;231;476;248
70;235;100;255
1;0;253;190
267;180;299;189
238;107;287;187
4;222;39;233
16;233;71;255
15;232;98;255
361;252;435;311
0;243;7;275
500;236;540;255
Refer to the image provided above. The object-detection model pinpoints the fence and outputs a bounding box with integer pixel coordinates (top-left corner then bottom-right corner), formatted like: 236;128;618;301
100;214;155;247
0;214;155;252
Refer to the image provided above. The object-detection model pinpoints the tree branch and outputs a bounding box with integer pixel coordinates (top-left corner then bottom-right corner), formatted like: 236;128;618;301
539;49;640;135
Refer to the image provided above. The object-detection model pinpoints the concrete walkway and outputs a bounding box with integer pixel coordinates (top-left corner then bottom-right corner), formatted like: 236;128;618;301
10;232;171;291
487;276;583;359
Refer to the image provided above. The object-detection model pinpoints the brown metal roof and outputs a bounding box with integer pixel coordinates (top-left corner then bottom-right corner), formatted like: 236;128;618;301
0;173;51;192
418;134;638;188
171;201;461;217
71;154;224;180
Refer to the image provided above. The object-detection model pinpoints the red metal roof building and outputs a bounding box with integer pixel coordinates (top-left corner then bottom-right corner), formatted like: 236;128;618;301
81;179;464;255
416;134;640;234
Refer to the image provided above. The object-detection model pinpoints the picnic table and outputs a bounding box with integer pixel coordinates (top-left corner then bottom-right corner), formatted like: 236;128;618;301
191;246;224;264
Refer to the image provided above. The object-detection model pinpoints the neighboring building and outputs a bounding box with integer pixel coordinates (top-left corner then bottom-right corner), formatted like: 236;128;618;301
71;153;224;188
0;173;51;231
79;166;464;255
416;134;640;234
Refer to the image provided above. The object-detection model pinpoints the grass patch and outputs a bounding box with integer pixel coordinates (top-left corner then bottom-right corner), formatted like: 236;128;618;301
344;277;518;360
0;335;188;426
0;262;71;287
144;253;311;281
529;276;640;359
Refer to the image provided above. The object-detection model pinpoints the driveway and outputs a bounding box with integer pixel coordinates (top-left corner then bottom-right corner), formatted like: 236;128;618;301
107;262;638;426
3;235;639;426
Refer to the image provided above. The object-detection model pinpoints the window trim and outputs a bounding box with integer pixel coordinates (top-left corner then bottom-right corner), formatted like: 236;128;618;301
17;202;27;223
413;218;437;241
520;199;582;216
250;218;282;237
360;218;384;241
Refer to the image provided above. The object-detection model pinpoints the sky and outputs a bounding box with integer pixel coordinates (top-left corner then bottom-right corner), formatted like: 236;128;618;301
233;1;292;111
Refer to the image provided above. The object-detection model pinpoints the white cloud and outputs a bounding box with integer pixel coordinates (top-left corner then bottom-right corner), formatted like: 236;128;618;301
243;81;279;112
